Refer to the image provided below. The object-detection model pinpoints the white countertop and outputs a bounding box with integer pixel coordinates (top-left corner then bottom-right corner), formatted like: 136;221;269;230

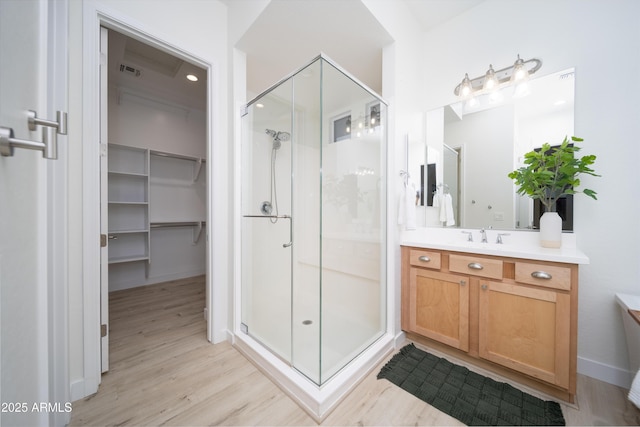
401;228;589;264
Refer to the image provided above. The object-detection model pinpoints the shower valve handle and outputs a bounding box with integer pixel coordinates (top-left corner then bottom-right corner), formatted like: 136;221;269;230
283;241;292;248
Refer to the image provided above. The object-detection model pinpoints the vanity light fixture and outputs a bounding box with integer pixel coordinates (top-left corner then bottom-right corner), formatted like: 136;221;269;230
454;55;542;98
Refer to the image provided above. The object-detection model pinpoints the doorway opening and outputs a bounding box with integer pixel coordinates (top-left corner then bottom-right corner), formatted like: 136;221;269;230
101;27;209;373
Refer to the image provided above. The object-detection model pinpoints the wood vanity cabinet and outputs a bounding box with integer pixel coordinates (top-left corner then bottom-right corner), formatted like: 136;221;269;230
401;245;579;402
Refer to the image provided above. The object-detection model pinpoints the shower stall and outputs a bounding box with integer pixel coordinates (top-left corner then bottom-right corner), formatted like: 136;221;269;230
237;55;390;418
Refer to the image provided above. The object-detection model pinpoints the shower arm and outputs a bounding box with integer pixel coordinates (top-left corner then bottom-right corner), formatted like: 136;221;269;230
242;215;292;248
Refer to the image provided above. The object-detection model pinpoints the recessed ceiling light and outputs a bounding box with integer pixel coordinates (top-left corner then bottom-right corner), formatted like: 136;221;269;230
256;103;264;108
186;74;198;82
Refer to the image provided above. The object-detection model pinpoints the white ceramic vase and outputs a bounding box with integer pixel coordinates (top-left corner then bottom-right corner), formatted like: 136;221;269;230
539;211;562;248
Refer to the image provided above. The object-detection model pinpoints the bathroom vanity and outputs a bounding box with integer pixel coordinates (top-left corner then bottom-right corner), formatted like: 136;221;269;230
401;229;588;403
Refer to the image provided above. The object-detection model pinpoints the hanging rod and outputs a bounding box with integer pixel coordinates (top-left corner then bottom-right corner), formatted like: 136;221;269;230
150;150;206;181
150;149;206;163
150;221;206;244
150;221;206;228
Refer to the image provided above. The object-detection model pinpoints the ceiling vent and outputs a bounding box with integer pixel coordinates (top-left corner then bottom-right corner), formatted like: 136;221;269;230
119;64;141;77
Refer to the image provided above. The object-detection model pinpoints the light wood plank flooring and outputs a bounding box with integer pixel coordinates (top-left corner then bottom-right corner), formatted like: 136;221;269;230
70;277;640;426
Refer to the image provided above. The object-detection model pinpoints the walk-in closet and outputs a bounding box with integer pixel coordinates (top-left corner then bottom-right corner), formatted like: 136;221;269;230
103;28;208;367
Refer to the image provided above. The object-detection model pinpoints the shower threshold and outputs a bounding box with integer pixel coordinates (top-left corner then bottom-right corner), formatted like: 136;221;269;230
233;331;394;422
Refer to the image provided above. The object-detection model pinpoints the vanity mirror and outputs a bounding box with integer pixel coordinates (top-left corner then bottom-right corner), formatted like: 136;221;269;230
418;68;575;230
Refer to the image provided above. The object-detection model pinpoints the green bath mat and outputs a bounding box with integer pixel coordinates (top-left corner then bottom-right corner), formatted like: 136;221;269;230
377;344;565;426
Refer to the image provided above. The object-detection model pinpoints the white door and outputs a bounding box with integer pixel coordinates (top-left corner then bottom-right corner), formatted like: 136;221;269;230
0;0;68;426
99;26;110;373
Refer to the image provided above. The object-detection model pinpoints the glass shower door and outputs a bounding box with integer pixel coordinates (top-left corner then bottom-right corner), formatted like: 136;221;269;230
241;55;387;387
241;80;293;362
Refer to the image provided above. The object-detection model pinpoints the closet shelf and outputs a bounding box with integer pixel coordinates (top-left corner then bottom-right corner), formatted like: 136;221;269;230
108;228;149;234
150;149;205;163
108;170;148;178
108;255;149;265
108;201;149;205
150;221;206;228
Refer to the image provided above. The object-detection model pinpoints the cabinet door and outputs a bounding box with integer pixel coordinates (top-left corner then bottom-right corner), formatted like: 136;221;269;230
478;281;570;388
409;268;469;352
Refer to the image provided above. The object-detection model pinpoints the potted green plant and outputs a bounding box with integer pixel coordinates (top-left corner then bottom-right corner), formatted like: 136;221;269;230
508;136;599;247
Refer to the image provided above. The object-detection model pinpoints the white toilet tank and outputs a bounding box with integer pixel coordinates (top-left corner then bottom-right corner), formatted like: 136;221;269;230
616;293;640;373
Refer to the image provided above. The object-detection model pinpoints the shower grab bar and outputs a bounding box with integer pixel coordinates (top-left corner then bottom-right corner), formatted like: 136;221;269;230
242;215;292;247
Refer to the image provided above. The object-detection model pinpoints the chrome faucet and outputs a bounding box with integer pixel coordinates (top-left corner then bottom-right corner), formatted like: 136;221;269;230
461;231;473;242
496;233;510;244
480;228;488;243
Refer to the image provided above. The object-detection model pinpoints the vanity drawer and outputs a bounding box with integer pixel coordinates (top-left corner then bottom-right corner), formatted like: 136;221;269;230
515;262;571;291
449;254;503;279
409;249;441;270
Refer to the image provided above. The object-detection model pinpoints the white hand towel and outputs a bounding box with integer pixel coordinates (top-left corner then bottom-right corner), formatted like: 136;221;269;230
398;180;417;230
629;370;640;408
444;193;456;227
404;180;417;230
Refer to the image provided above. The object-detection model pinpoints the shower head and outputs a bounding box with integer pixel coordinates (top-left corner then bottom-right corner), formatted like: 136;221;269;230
275;131;290;142
265;129;290;150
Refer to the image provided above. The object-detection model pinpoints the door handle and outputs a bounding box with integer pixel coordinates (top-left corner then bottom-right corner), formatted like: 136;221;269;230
283;215;293;248
28;110;67;135
0;126;57;159
1;110;67;159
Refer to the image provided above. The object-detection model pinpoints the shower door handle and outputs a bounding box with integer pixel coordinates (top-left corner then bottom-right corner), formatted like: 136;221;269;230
242;214;292;248
283;215;293;248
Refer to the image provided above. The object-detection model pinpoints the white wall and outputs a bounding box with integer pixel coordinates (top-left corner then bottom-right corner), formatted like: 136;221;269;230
109;89;207;158
420;0;640;387
67;0;229;399
362;0;426;342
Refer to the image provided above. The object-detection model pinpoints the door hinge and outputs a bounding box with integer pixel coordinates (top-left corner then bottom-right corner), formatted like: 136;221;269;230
101;324;107;337
100;234;107;247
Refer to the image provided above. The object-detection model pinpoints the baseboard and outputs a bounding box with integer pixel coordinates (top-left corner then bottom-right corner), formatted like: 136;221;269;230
70;378;97;402
394;330;407;348
578;356;633;389
109;269;205;292
145;270;205;286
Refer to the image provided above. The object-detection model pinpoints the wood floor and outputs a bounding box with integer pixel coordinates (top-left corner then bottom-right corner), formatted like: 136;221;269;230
70;277;640;426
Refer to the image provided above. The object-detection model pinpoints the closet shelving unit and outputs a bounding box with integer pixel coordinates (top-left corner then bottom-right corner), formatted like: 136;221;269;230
149;149;207;243
107;144;150;269
107;144;207;288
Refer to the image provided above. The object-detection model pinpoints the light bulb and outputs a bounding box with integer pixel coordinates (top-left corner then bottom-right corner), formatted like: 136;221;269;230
459;73;473;97
483;65;498;91
511;55;529;83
